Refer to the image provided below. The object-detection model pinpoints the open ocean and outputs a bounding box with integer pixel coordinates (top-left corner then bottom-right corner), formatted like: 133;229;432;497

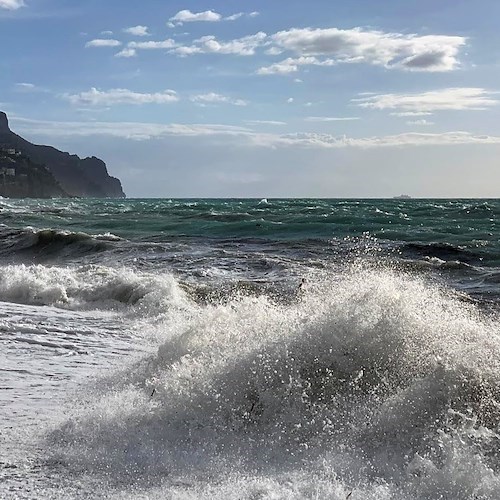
1;198;500;499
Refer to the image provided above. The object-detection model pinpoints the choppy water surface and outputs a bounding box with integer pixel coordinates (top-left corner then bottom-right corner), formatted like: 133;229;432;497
1;198;499;499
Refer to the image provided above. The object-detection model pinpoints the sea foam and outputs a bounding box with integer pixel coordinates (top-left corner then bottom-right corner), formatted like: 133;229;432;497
0;264;189;315
47;266;500;498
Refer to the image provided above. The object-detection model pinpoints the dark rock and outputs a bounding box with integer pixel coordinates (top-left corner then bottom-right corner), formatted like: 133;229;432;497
0;112;9;132
0;149;68;198
0;112;125;198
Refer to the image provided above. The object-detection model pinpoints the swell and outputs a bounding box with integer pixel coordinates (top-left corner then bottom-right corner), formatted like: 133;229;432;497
400;241;485;265
0;226;121;262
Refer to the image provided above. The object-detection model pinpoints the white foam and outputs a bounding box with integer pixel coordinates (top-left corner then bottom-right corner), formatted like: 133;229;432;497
47;266;500;498
0;264;191;315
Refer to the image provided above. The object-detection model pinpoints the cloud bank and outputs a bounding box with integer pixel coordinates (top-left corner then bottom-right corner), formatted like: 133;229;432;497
354;88;499;113
12;117;500;150
258;27;466;74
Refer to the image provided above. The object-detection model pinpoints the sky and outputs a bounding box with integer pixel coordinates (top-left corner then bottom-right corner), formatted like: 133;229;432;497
1;0;500;198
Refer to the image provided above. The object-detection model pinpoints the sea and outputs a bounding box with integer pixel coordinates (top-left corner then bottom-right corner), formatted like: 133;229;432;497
1;197;499;499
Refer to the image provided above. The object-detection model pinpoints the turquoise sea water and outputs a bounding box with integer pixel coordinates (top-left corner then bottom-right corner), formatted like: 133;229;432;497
1;198;500;499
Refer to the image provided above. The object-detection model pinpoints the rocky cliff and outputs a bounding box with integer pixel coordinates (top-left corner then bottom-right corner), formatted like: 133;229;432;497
0;112;125;198
0;149;68;198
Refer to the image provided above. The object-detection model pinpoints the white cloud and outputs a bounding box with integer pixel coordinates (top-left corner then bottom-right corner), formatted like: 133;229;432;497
225;13;244;21
85;39;122;48
171;32;266;56
168;9;257;26
14;82;49;94
0;0;24;10
13;117;500;151
12;117;251;141
169;9;222;26
245;120;286;126
124;25;150;37
115;48;137;58
305;116;360;122
128;39;176;50
407;119;434;126
64;88;179;106
101;30;113;36
190;92;248;106
287;98;294;103
354;88;499;113
15;82;35;90
259;27;466;74
258;131;500;149
265;46;283;56
390;111;433;117
257;56;335;75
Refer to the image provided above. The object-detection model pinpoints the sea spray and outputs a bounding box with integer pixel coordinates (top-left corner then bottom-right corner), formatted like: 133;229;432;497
47;266;500;498
0;264;190;315
2;198;500;499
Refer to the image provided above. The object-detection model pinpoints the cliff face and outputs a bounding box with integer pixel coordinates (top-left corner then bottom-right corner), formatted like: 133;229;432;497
0;112;125;198
0;149;68;198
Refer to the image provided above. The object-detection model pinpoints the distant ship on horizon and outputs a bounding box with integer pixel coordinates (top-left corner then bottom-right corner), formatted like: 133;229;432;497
393;194;412;199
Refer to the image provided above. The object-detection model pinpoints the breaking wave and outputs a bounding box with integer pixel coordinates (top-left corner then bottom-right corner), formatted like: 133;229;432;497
47;266;500;498
0;226;122;261
0;264;189;314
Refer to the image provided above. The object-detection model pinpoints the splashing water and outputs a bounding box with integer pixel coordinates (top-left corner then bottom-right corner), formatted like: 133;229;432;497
46;266;500;499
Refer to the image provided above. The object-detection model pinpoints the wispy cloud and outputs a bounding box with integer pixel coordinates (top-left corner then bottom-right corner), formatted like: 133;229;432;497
258;131;500;149
257;27;466;74
14;82;50;94
128;39;176;50
116;39;178;58
305;116;360;122
190;92;248;106
85;39;122;48
12;117;251;141
170;32;266;56
224;12;244;21
168;9;259;27
0;0;24;10
245;120;286;126
12;116;500;150
15;82;36;91
63;88;179;106
390;111;433;117
407;119;434;126
115;48;137;58
257;56;335;75
354;88;499;113
123;25;150;36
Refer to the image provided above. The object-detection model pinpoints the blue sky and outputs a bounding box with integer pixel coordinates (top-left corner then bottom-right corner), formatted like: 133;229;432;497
2;0;500;197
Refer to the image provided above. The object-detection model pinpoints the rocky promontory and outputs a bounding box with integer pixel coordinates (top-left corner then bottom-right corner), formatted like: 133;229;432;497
0;112;125;198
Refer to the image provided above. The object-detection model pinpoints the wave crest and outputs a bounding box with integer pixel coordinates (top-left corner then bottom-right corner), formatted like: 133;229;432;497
48;267;500;497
